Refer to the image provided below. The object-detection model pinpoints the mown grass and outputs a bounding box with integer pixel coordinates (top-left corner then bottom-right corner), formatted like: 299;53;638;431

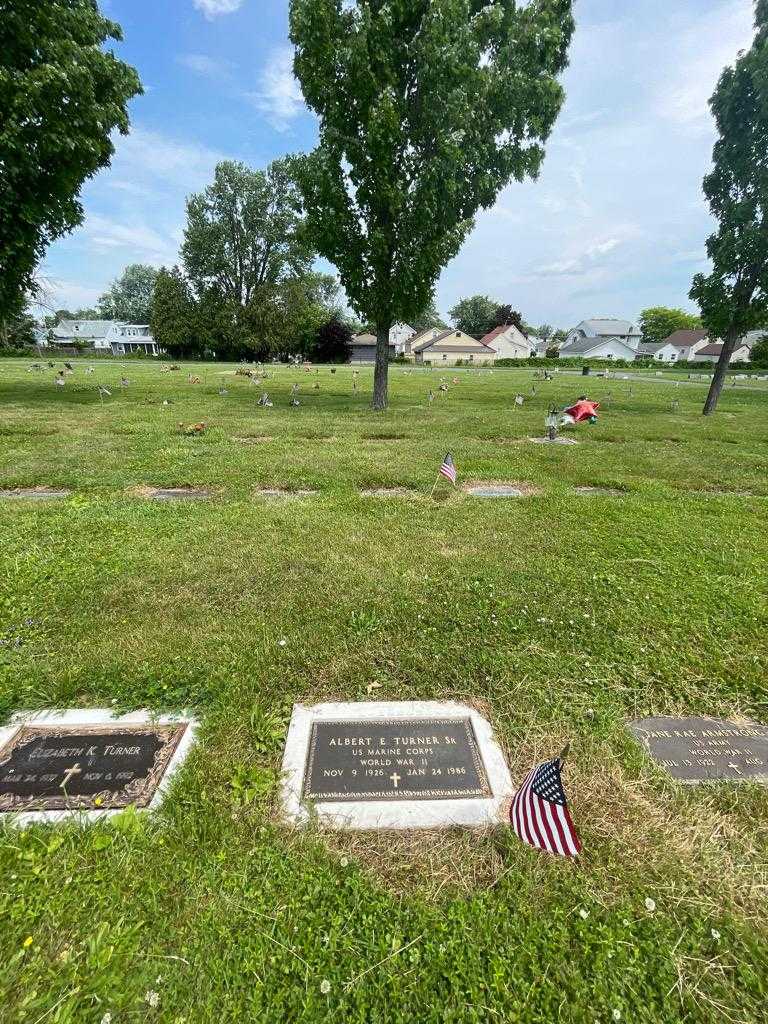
0;357;767;1023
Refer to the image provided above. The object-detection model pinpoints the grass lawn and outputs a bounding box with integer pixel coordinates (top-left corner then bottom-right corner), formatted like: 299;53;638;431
1;356;767;1023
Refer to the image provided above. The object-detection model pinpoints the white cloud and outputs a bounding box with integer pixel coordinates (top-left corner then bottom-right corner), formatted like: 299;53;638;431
177;53;234;79
248;48;305;132
655;1;754;129
193;0;243;19
533;237;623;278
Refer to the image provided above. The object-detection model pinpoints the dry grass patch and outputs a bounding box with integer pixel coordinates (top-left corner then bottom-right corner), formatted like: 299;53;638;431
360;487;419;498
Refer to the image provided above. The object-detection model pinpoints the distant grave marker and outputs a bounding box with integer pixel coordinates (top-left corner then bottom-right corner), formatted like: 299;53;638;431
145;487;213;501
628;715;768;784
466;482;541;498
0;488;71;500
0;711;197;823
253;488;318;499
281;701;513;829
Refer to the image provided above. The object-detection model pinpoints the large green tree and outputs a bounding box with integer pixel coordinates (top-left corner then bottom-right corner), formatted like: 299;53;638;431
639;307;702;344
98;264;158;322
448;295;500;338
181;159;311;309
290;0;574;409
691;1;768;415
150;267;200;358
0;1;141;331
411;297;447;332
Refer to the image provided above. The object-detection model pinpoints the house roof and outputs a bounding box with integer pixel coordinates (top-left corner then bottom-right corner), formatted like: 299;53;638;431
52;319;124;339
479;324;529;348
637;343;665;355
741;329;767;347
696;343;724;356
580;318;640;337
560;335;635;355
351;333;378;346
413;329;494;353
661;328;709;349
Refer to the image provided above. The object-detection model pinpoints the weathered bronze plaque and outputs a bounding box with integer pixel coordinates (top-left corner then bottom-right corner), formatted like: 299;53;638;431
302;718;491;802
628;716;768;784
0;723;188;813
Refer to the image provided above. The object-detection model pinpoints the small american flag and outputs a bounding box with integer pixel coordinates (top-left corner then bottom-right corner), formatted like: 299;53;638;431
511;757;581;858
439;452;457;485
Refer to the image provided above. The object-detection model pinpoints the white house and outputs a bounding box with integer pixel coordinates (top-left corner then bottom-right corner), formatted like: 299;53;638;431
479;323;534;359
46;319;159;356
635;342;683;362
658;329;711;361
390;323;416;355
560;318;641;359
693;342;751;364
110;324;159;356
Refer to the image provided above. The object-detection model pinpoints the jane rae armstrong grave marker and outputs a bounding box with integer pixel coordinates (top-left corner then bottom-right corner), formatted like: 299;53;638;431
628;716;768;784
281;701;513;829
0;710;197;823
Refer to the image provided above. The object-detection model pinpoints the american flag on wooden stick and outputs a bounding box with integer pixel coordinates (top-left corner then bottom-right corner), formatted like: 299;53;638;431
439;452;457;485
511;756;582;858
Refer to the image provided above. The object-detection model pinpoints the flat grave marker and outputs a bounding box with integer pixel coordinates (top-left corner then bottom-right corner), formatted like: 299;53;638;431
281;700;513;829
0;710;198;823
0;488;71;500
628;715;768;784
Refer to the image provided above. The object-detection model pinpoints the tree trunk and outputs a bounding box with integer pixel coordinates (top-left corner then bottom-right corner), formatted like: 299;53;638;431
702;325;740;416
372;321;391;411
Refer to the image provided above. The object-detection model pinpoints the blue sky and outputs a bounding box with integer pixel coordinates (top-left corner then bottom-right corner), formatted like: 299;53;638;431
41;0;756;329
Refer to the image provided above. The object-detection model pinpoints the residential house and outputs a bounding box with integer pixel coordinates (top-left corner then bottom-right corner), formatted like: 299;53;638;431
46;319;159;356
349;332;396;363
110;324;159;356
740;329;767;352
412;328;495;366
693;342;751;364
657;329;711;362
635;341;684;362
560;318;641;360
402;326;442;358
479;323;533;359
390;323;416;356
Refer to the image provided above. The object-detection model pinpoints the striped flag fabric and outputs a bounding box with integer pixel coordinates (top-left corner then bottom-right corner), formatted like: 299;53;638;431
511;757;582;858
439;452;457;485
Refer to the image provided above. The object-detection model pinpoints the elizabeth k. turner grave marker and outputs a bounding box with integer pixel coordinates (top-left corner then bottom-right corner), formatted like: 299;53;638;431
0;710;198;824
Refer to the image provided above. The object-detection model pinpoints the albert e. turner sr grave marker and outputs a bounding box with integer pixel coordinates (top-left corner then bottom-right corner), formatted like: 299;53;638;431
0;709;198;824
281;700;513;829
628;715;768;784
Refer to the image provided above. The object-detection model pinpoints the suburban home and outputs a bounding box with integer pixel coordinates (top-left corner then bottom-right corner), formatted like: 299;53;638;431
412;328;496;365
693;342;752;364
479;323;534;359
110;324;159;356
561;318;642;359
390;322;416;356
45;319;159;356
402;326;442;357
349;332;396;363
635;341;683;362
657;328;711;362
740;329;767;351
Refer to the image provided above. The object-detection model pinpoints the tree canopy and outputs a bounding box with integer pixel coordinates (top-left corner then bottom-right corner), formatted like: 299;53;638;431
181;159;311;308
0;1;141;329
290;0;574;407
639;307;702;344
691;0;768;414
449;295;499;337
98;264;158;323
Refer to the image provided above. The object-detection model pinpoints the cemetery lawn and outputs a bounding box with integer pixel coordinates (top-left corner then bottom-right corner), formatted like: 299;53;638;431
1;357;768;1024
